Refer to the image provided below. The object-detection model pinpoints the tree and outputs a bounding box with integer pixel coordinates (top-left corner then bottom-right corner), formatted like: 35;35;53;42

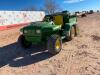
43;0;61;14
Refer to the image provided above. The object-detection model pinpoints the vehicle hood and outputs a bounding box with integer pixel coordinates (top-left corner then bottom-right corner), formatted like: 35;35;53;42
22;22;60;30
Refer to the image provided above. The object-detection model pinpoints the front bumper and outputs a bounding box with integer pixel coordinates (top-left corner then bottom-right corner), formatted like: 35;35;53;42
25;35;42;44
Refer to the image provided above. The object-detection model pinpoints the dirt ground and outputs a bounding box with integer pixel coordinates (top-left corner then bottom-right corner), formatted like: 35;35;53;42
0;13;100;75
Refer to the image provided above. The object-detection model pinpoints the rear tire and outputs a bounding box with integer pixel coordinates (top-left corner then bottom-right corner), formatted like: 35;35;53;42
47;35;62;55
18;35;32;48
74;24;79;36
65;26;75;41
70;26;76;39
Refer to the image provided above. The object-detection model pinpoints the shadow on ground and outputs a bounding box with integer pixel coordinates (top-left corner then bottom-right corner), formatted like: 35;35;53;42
0;42;53;68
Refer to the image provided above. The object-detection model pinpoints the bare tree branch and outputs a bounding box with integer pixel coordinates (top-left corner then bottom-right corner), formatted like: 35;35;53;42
43;0;61;14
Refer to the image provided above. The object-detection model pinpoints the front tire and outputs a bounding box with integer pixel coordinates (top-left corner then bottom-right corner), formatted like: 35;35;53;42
47;35;62;55
18;35;32;48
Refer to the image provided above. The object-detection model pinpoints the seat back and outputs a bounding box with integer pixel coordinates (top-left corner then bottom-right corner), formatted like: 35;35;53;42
53;15;63;25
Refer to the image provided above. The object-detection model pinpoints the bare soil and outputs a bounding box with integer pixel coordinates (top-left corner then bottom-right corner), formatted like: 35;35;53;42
0;13;100;75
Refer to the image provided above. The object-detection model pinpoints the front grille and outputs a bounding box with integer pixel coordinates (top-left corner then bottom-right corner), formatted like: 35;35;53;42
25;36;41;43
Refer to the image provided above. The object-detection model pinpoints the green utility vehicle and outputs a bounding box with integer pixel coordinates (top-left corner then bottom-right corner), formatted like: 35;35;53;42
19;11;78;55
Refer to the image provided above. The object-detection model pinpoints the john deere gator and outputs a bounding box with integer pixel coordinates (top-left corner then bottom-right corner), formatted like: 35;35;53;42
19;11;78;55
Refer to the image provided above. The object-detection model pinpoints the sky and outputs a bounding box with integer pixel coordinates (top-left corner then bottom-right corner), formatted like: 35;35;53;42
0;0;100;12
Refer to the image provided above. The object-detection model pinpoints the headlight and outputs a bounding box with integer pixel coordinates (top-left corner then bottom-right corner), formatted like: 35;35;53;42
36;30;41;34
24;30;28;33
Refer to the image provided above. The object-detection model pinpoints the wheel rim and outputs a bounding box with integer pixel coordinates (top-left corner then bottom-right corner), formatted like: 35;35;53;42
55;38;60;50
